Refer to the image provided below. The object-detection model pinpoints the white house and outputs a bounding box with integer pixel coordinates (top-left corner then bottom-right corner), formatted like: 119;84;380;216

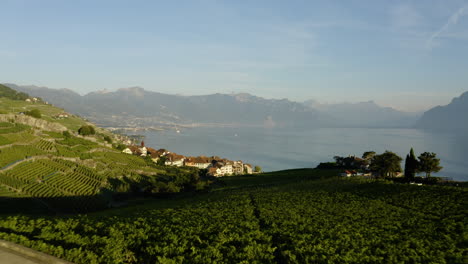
122;148;133;155
139;146;148;157
243;164;253;174
208;167;222;177
184;156;212;169
54;113;69;119
208;161;233;176
232;161;244;175
219;164;233;175
164;153;185;167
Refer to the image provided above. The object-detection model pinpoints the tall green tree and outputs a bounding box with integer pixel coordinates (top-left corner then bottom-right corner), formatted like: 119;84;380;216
362;151;376;160
404;148;419;179
370;151;402;178
418;152;443;178
362;151;376;168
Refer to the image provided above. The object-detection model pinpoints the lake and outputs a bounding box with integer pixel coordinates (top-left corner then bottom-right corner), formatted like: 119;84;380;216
136;127;468;181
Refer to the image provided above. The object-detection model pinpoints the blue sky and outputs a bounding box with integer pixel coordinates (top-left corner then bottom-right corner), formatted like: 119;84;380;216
1;0;468;111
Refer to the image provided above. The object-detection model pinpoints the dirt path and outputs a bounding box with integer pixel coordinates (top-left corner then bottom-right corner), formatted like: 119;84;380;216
0;240;73;264
0;247;39;264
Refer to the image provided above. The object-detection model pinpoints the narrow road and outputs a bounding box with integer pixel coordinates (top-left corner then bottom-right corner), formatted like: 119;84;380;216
0;247;41;264
0;240;72;264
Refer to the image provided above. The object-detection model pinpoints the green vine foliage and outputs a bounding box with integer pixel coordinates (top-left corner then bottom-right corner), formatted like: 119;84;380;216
0;172;466;263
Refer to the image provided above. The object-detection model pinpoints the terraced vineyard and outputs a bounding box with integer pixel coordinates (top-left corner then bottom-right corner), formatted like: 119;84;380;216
0;135;11;146
34;139;56;152
0;126;200;211
0;122;29;134
0;185;22;197
2;130;36;143
0;94;206;213
0;145;46;168
4;161;56;182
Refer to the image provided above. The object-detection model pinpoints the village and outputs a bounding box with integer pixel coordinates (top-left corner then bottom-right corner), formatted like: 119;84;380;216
122;141;255;177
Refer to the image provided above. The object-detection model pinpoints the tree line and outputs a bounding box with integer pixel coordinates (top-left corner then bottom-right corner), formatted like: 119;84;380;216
319;148;443;180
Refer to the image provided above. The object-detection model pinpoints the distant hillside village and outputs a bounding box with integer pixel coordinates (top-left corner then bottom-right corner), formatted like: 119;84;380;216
122;141;254;177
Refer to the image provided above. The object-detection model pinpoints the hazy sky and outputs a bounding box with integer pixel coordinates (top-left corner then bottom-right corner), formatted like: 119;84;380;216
1;0;468;112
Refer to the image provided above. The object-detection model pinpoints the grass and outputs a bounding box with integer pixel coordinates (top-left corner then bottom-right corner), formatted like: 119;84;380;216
0;97;88;131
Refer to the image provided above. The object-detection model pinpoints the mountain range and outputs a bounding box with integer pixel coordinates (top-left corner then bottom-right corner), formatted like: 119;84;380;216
4;83;427;129
416;91;468;132
302;100;420;128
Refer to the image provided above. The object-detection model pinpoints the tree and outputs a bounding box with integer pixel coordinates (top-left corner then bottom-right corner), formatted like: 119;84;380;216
24;109;41;118
370;151;402;178
156;156;167;166
362;151;376;160
254;166;262;173
104;135;112;143
404;148;419;179
333;155;364;169
418;152;443;178
361;151;376;169
78;125;95;136
333;156;344;166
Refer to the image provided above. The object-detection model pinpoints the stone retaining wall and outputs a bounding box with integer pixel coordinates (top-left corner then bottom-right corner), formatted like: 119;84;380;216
0;114;67;132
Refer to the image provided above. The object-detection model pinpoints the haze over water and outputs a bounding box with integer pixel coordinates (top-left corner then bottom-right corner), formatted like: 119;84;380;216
139;127;468;181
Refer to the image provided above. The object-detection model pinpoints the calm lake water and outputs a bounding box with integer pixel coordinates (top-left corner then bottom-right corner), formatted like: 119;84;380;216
137;127;468;181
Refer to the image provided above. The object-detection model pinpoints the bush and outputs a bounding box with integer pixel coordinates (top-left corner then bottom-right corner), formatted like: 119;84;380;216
24;109;41;118
103;135;112;144
62;131;71;138
78;125;95;136
114;143;127;151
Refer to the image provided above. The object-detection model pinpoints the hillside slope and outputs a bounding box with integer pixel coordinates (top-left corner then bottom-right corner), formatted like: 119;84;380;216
0;86;204;213
416;91;468;131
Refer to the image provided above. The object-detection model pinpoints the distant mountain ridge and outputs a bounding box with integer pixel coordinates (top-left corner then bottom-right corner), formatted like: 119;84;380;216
302;100;420;128
5;83;420;129
416;91;468;131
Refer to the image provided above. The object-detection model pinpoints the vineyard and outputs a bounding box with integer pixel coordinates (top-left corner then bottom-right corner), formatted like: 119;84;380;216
0;88;467;263
0;116;206;212
0;169;465;263
0;122;29;134
0;145;46;168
